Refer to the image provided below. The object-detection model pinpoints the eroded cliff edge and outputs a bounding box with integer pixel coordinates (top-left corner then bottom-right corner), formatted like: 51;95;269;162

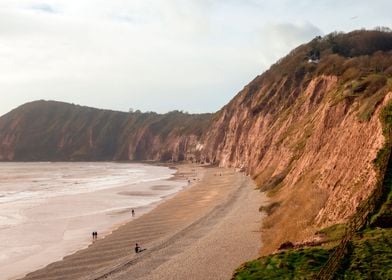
201;30;392;252
1;29;392;254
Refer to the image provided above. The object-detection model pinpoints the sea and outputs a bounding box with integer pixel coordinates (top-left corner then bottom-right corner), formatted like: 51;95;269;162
0;162;185;280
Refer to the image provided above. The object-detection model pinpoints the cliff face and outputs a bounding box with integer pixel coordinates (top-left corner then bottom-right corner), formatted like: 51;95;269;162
202;74;391;251
200;30;392;252
1;30;392;252
0;101;212;161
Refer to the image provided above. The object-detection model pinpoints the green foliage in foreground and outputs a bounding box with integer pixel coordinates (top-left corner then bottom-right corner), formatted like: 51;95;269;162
334;228;392;279
233;248;330;280
233;228;392;280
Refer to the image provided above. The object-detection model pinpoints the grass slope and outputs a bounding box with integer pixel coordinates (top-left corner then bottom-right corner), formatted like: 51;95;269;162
233;229;392;280
335;228;392;279
233;248;330;280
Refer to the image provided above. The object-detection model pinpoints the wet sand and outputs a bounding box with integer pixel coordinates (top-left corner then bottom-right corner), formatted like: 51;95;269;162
20;165;265;280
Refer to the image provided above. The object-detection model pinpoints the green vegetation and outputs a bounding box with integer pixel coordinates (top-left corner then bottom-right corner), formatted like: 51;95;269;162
371;188;392;228
328;73;391;121
335;228;392;279
316;224;347;244
233;248;331;280
354;74;388;121
233;228;392;280
266;30;392;84
370;99;392;228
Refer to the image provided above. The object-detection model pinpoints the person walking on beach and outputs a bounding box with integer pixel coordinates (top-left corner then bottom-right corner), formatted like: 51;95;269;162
132;209;135;217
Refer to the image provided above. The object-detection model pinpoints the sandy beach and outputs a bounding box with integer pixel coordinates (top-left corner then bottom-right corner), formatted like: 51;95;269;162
20;165;265;280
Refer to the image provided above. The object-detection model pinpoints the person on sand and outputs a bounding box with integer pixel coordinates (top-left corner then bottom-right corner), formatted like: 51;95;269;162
132;209;135;217
135;243;146;253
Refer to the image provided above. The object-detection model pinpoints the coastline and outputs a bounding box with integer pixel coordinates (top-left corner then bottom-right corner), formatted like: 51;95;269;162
90;163;203;246
20;164;265;280
1;162;189;280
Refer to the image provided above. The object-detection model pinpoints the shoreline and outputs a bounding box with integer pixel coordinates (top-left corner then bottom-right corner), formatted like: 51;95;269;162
20;164;265;280
92;163;203;247
0;162;189;280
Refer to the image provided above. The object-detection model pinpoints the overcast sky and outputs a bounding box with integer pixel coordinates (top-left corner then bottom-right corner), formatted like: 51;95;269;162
1;0;391;116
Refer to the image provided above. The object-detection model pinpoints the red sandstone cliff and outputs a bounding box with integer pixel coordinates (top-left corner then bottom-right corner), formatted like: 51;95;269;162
200;30;392;251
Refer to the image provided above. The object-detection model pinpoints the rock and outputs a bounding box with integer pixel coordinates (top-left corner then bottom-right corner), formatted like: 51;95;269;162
278;241;294;250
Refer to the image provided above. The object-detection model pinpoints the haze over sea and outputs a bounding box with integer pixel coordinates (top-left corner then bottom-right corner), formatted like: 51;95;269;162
0;162;184;280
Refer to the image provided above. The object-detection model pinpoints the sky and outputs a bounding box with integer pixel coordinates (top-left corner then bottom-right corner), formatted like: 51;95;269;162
0;0;391;116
